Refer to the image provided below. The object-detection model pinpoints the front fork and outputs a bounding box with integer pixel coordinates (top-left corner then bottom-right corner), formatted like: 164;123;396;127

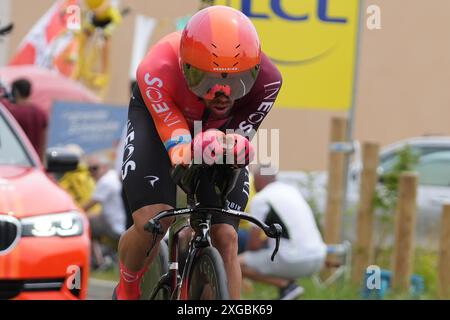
177;216;211;300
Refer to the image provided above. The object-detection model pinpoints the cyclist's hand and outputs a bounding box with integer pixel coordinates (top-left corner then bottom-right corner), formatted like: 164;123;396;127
224;133;255;166
192;129;225;165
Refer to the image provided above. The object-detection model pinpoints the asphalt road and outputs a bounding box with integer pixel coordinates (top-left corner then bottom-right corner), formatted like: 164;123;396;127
87;278;116;300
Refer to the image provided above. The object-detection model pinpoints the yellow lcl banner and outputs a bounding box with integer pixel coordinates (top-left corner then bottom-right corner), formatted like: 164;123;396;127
215;0;361;111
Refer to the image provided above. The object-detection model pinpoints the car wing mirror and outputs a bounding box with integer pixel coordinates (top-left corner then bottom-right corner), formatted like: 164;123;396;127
45;147;79;173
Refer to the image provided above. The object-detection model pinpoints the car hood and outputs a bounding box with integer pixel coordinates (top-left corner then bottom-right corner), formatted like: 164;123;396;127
0;165;77;218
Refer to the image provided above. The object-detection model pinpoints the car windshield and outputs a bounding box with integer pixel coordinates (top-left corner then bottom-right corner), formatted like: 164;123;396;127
379;146;422;173
415;151;450;187
0;108;33;167
380;145;450;187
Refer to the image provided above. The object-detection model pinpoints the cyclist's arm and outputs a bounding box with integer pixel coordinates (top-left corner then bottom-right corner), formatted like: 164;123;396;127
227;54;283;139
136;52;192;166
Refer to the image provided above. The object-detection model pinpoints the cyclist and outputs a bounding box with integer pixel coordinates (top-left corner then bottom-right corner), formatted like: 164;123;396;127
116;5;282;300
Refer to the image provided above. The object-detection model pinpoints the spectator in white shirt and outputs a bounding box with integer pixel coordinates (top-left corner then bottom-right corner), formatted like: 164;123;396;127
239;166;327;300
84;154;126;239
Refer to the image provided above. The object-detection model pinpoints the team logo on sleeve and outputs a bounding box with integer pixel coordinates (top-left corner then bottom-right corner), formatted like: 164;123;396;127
122;120;136;180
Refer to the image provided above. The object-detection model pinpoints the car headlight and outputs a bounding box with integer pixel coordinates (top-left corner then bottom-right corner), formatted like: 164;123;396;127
21;211;84;237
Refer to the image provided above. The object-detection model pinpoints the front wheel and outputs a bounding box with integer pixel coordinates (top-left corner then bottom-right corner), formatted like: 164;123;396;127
187;247;229;300
140;240;170;300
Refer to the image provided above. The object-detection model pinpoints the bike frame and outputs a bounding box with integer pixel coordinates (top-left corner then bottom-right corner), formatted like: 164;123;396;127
146;206;281;300
144;164;282;300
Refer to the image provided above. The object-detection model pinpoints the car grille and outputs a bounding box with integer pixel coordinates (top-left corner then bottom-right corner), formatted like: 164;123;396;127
0;279;65;300
0;215;21;254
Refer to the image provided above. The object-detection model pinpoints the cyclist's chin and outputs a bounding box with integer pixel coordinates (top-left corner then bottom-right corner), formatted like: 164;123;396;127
208;104;233;118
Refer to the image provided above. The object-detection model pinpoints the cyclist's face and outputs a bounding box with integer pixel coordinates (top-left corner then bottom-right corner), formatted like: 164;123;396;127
204;94;234;119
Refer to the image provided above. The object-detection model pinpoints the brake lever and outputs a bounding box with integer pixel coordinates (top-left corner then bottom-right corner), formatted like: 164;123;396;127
268;224;282;261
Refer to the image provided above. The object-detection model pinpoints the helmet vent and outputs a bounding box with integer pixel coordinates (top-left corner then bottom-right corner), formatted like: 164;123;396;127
234;53;240;58
236;44;241;49
211;44;219;66
233;62;239;67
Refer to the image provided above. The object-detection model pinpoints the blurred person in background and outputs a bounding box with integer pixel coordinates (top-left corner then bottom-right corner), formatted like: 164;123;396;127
82;0;122;82
239;165;327;300
84;154;126;269
58;144;97;210
2;78;48;161
237;171;257;294
83;0;122;37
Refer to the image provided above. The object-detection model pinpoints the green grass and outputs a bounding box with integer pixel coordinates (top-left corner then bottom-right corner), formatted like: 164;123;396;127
90;268;361;300
372;246;439;300
89;247;442;300
241;278;360;300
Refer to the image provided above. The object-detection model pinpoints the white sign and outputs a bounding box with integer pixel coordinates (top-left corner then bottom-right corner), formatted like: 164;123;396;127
129;15;157;81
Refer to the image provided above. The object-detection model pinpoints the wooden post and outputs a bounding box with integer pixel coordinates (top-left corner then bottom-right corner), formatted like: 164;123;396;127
392;173;418;292
438;204;450;299
323;117;348;246
351;142;380;285
322;117;348;273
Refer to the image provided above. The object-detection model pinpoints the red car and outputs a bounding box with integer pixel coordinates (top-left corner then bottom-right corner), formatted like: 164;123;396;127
0;102;90;300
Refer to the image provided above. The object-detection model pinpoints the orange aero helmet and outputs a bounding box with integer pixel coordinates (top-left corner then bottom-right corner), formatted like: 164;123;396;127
180;6;262;100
